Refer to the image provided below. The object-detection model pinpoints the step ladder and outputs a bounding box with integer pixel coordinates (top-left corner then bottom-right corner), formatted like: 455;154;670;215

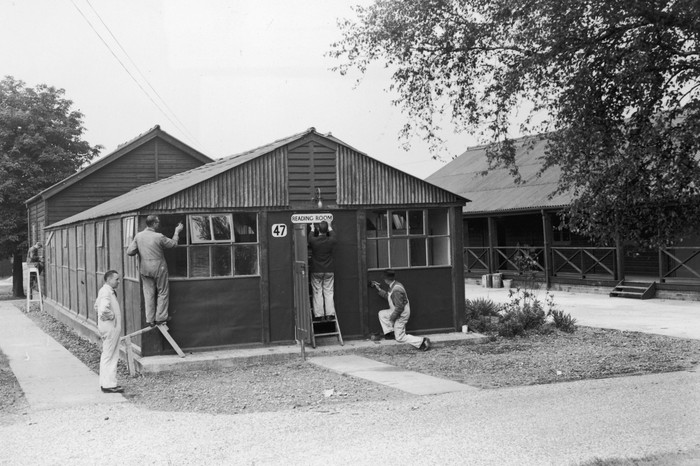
609;280;656;299
26;266;43;312
120;323;185;376
310;315;344;348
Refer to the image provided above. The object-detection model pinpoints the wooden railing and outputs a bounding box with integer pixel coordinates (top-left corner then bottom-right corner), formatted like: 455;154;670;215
550;246;616;279
463;247;490;273
495;246;545;273
659;247;700;282
464;245;700;284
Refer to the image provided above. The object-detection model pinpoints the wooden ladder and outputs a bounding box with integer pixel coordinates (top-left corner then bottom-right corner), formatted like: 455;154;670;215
310;315;344;348
120;324;185;376
26;267;43;313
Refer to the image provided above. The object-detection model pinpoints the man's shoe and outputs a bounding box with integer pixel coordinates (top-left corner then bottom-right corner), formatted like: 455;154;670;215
155;317;171;325
384;331;395;340
147;322;156;328
101;386;124;394
420;337;431;351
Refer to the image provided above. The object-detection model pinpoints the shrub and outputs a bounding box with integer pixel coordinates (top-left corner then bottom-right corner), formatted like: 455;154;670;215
549;309;577;333
464;297;500;333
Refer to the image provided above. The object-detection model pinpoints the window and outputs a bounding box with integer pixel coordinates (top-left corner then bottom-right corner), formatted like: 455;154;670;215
76;225;85;270
96;222;106;272
552;215;571;244
367;209;451;269
165;212;259;279
189;214;233;243
122;217;138;279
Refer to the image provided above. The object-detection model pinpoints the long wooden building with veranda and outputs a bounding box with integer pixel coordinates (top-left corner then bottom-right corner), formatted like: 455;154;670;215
42;128;468;356
426;136;700;300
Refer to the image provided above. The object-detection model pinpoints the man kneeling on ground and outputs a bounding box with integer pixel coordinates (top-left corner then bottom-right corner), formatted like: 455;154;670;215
371;269;430;351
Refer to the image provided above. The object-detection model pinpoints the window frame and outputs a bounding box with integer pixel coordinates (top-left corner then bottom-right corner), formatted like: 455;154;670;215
168;212;260;280
366;208;451;270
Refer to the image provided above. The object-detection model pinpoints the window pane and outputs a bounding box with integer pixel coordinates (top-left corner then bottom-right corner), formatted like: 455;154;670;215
234;245;258;276
390;211;407;235
189;246;210;277
367;239;389;269
189;215;212;243
122;217;134;246
408;210;424;235
428;237;451;266
366;211;388;238
212;245;232;276
410;238;427;266
233;213;257;242
390;238;409;267
428;209;449;236
167;248;188;278
96;222;104;247
212;215;232;241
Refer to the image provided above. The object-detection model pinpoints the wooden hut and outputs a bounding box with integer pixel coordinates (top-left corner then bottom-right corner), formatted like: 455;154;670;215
43;128;468;356
426;136;700;299
25;125;212;246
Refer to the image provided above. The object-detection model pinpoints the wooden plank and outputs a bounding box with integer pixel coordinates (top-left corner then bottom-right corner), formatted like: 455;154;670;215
157;324;185;358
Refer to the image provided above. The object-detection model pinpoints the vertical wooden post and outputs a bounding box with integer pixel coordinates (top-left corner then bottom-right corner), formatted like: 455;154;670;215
658;247;665;283
615;232;625;282
541;210;552;289
487;216;497;273
451;207;466;331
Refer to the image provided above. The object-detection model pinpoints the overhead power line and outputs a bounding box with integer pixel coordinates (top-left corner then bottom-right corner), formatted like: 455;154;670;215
69;0;202;148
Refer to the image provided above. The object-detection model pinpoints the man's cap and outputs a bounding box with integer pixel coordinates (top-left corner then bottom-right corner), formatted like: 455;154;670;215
382;269;395;280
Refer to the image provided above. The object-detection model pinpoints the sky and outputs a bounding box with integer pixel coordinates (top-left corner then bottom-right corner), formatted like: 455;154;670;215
1;0;481;178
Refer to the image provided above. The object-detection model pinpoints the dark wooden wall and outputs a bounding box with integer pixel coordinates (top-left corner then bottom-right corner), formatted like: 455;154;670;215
288;137;338;207
44;138;206;225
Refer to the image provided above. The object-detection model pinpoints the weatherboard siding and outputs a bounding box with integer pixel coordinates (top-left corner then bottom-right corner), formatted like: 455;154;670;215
337;146;459;206
43;138;207;224
146;147;289;210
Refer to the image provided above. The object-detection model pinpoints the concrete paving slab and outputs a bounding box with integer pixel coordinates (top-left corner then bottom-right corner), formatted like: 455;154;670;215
0;301;126;410
309;354;477;395
138;331;489;374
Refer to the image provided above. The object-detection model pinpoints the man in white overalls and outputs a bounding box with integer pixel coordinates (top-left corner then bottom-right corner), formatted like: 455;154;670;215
95;270;124;393
371;269;430;351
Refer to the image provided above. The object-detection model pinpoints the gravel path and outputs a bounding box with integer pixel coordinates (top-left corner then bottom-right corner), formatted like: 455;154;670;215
2;368;700;465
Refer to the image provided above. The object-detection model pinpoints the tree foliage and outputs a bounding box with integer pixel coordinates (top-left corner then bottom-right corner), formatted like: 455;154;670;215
0;76;100;277
331;0;700;247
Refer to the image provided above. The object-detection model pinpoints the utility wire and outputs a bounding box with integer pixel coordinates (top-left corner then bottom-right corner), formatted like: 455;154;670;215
69;0;202;149
82;0;200;146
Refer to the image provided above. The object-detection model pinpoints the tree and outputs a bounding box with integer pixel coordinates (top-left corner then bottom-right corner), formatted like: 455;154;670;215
0;76;100;296
331;0;700;248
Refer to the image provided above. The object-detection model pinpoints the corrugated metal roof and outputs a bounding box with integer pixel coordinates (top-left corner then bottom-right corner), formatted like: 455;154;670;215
48;128;468;229
48;129;310;228
25;125;212;205
426;137;573;214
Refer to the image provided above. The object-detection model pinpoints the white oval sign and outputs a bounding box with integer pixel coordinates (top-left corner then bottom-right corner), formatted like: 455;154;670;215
291;213;333;224
271;224;288;237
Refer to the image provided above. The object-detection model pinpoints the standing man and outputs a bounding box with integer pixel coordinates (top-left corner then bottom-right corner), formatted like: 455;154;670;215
308;220;337;320
127;215;183;327
371;269;431;351
95;270;123;393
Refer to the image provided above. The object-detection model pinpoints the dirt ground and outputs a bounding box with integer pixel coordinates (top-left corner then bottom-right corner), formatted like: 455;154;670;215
3;301;700;416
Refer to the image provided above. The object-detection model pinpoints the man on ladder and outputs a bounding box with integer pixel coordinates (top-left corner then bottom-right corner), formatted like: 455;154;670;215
308;221;337;321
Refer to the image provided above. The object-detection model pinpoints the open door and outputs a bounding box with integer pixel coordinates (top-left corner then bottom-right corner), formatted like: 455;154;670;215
292;224;311;344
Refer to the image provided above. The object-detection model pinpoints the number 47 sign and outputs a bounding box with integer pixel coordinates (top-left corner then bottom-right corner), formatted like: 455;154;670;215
271;224;287;238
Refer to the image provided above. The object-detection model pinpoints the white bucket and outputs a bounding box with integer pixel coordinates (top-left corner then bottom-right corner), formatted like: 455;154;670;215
503;279;513;290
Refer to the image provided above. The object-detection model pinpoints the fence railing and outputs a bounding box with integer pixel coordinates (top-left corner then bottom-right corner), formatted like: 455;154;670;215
551;246;616;279
464;245;616;280
659;247;700;282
